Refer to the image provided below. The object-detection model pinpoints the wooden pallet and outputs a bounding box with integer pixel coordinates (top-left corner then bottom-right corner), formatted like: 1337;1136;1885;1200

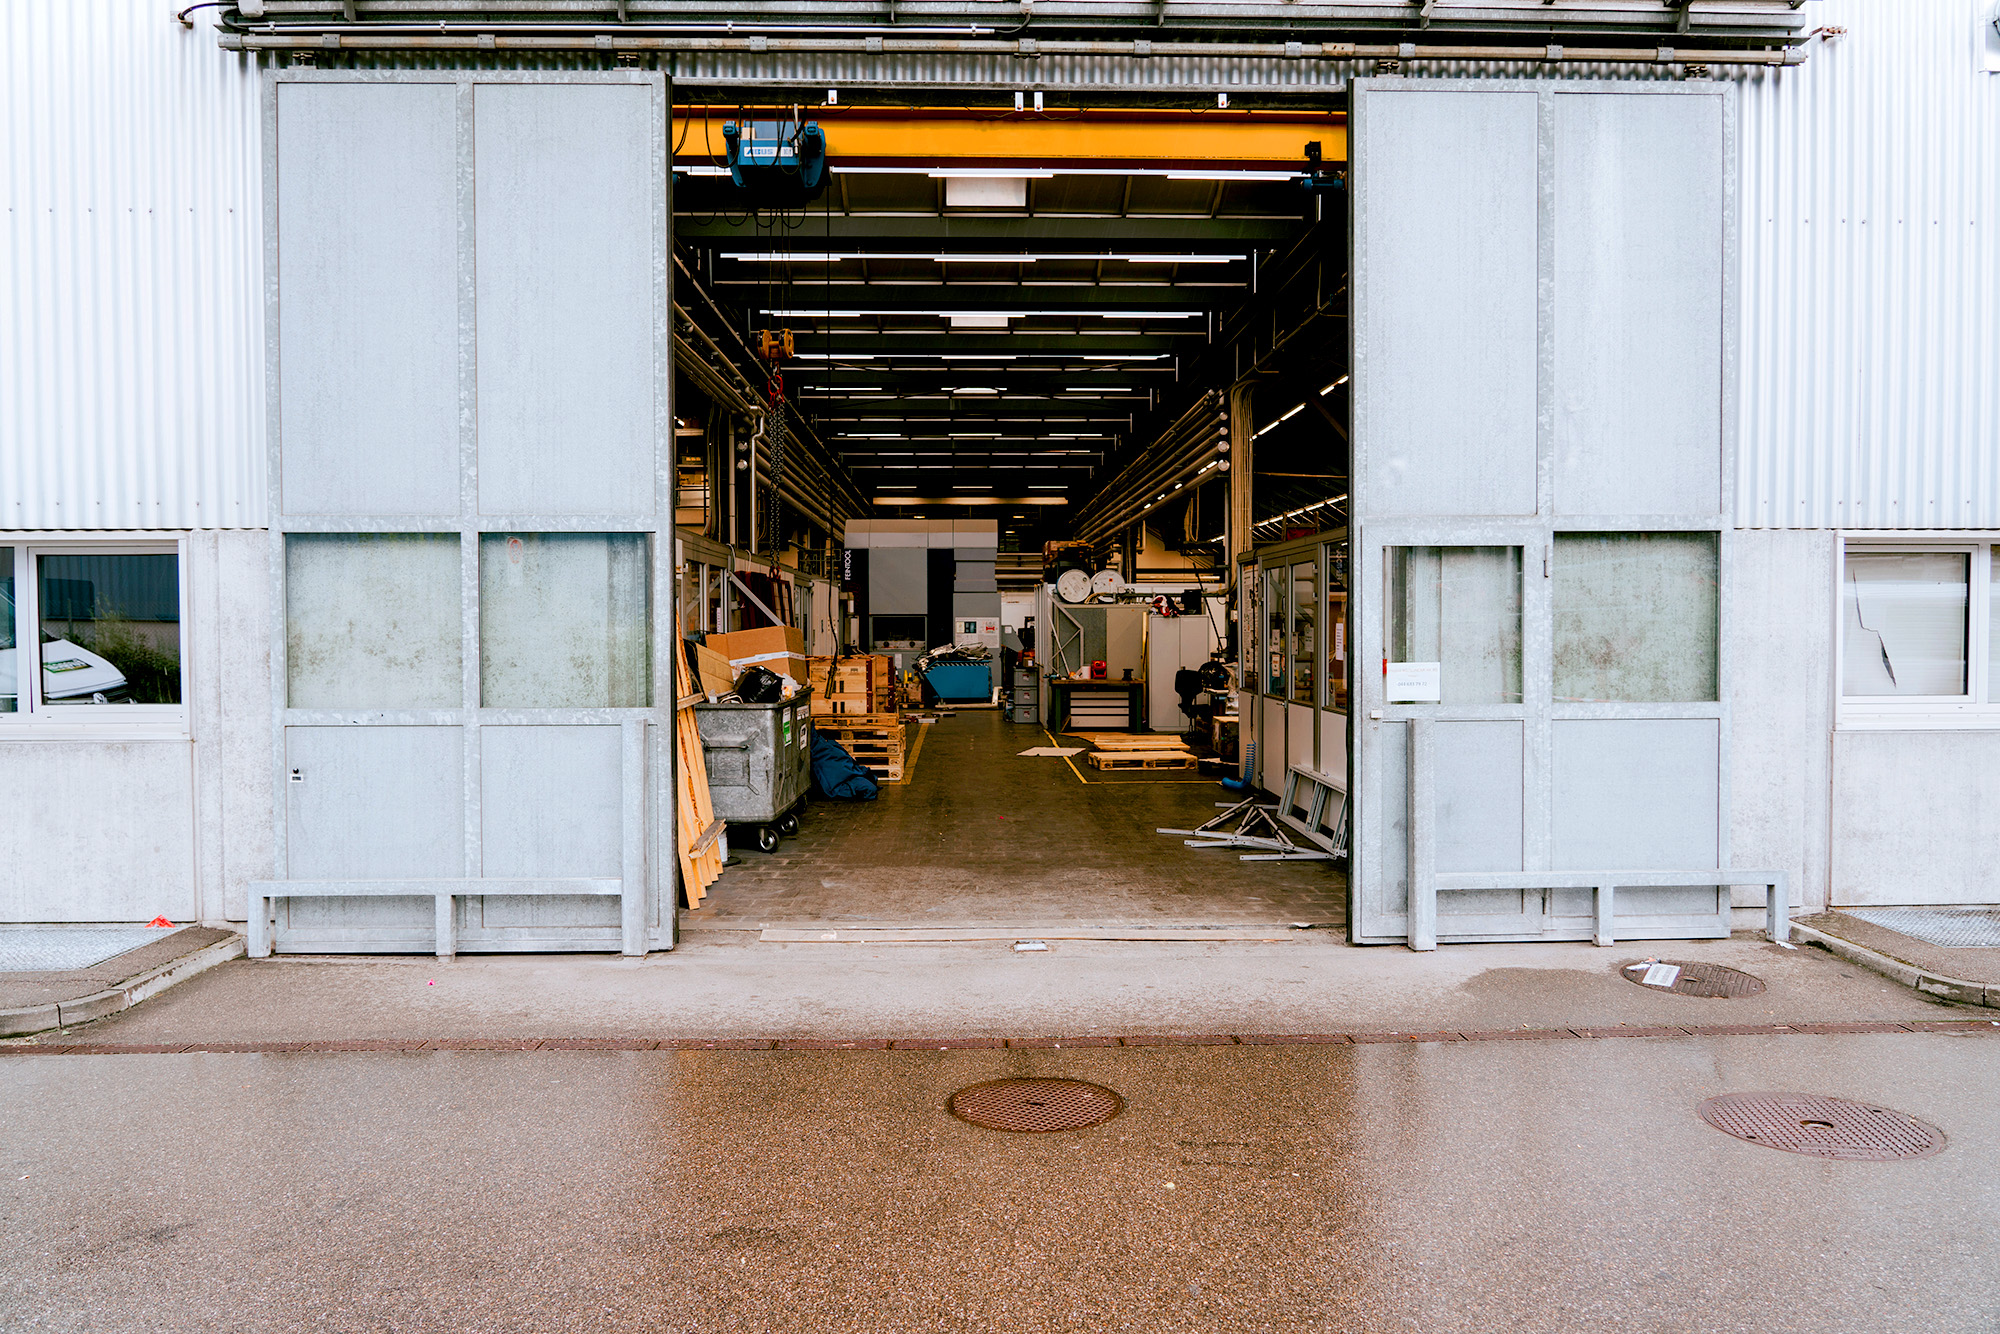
1087;750;1196;771
812;714;907;783
1067;733;1192;749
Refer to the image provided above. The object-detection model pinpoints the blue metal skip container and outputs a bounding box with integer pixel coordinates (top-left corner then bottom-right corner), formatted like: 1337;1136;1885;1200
923;662;991;703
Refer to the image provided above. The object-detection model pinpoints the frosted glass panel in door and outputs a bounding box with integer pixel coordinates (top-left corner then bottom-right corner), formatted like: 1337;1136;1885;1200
286;534;461;709
1841;550;1968;698
1553;533;1718;703
480;534;651;707
1386;547;1522;704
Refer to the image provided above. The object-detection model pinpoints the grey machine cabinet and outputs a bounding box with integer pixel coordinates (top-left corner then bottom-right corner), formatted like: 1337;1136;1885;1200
695;694;814;854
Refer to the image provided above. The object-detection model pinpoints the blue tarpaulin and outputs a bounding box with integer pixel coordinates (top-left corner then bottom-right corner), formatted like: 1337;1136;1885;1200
811;733;879;801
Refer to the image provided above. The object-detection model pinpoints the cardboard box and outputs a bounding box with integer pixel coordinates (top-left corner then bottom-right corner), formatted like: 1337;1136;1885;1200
707;626;809;687
691;641;737;700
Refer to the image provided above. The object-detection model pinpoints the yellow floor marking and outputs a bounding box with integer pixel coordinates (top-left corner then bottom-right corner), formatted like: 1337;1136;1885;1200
1042;726;1090;785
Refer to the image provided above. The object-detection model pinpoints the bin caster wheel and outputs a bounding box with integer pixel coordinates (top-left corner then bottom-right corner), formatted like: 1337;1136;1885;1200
755;825;781;854
775;813;800;837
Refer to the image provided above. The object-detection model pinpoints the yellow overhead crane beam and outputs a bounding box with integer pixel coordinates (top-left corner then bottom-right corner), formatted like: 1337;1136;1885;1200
672;107;1346;172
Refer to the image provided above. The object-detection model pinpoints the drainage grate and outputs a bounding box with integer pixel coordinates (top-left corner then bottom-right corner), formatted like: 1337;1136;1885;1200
1845;907;2000;949
1621;959;1766;998
949;1078;1124;1133
1699;1092;1946;1161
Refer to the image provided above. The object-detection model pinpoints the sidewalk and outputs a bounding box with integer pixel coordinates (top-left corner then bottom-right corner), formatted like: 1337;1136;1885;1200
1794;909;2000;1009
0;927;243;1037
5;928;1979;1048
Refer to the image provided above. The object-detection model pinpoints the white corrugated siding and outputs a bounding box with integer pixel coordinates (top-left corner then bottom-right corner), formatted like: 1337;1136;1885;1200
1737;0;2000;529
1;2;265;530
3;2;1992;532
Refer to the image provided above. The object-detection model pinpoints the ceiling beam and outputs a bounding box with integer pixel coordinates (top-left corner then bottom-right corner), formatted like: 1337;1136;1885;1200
675;215;1302;249
779;333;1189;356
736;282;1232;312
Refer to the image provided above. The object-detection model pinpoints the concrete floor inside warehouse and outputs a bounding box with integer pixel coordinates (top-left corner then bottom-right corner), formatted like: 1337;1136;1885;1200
683;707;1346;933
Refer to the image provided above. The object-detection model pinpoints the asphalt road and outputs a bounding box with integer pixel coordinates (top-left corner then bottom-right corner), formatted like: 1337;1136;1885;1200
4;1032;1996;1333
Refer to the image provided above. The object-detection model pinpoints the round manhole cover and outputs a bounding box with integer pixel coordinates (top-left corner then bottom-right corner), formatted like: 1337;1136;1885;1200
1622;959;1766;998
949;1078;1124;1133
1699;1092;1946;1161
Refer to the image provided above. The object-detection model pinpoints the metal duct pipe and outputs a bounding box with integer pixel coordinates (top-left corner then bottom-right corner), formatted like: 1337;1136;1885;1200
1073;392;1225;539
220;31;1810;67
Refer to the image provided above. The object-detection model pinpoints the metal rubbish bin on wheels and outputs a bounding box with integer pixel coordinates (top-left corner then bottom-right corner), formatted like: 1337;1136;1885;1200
694;691;814;853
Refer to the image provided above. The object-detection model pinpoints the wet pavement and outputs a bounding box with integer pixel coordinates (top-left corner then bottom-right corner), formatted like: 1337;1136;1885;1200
4;1032;1997;1332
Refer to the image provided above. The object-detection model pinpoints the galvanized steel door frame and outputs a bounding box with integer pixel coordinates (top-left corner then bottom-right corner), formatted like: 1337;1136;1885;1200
1348;77;1740;948
254;69;674;957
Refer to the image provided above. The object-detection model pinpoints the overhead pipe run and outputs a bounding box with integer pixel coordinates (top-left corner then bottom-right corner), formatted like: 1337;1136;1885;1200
1072;390;1229;547
217;28;1811;69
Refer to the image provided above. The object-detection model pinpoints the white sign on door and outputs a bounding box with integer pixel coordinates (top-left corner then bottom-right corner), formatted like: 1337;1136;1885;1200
1385;661;1441;703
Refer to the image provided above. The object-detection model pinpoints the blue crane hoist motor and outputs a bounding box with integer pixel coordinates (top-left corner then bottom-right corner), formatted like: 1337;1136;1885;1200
720;120;829;205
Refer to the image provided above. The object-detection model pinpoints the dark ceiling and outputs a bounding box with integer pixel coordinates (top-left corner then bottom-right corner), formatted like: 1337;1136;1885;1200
675;159;1345;545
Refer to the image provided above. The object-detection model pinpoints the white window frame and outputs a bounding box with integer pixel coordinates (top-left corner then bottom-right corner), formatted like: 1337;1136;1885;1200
0;534;190;739
1836;532;2000;730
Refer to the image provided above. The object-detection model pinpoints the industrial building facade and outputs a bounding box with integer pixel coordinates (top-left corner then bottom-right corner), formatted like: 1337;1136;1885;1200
3;0;1998;949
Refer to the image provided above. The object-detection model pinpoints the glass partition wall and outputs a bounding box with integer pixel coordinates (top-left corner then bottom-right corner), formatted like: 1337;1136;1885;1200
1241;531;1349;791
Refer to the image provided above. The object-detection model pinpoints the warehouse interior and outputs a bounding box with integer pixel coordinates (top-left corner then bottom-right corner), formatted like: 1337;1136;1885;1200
666;103;1354;932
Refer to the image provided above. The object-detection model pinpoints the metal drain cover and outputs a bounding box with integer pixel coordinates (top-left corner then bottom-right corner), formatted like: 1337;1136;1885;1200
949;1078;1124;1133
1622;959;1766;998
1699;1092;1946;1161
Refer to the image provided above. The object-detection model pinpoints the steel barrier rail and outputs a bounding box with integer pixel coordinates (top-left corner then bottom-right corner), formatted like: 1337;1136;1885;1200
1402;718;1791;953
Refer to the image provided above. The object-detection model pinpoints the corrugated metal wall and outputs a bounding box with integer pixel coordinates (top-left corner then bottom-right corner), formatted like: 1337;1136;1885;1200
1;2;265;531
1737;0;2000;530
4;2;1993;532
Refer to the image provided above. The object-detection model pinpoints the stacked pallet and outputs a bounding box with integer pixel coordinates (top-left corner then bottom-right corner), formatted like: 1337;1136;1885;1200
811;712;907;783
1074;733;1198;772
807;654;894;717
676;641;725;906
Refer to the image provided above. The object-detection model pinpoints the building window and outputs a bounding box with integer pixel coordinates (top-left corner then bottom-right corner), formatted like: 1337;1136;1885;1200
0;542;185;724
1839;542;2000;723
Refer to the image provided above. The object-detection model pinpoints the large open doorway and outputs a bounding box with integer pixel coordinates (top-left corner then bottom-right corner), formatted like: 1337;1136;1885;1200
668;104;1354;938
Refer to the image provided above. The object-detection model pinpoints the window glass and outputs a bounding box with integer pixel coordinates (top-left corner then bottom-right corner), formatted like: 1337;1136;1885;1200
1992;549;2000;705
1;547;16;712
1325;547;1349;711
1290;563;1316;704
1554;533;1719;703
37;553;181;705
286;535;462;709
1841;549;1968;698
1387;546;1522;705
1263;566;1285;696
481;533;650;707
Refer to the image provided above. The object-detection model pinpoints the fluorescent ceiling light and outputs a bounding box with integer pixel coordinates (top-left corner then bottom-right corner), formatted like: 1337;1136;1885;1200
1321;374;1350;395
718;252;1239;265
1164;170;1302;181
871;495;1070;505
1082;354;1170;362
928;169;1056;179
762;309;1204;321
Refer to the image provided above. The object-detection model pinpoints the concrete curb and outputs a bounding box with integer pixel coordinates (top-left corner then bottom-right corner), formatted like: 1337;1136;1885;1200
7;1018;2000;1055
0;933;247;1038
1790;921;2000;1010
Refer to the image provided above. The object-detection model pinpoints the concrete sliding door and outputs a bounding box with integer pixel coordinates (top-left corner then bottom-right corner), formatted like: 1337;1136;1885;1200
1349;80;1737;947
257;71;673;955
